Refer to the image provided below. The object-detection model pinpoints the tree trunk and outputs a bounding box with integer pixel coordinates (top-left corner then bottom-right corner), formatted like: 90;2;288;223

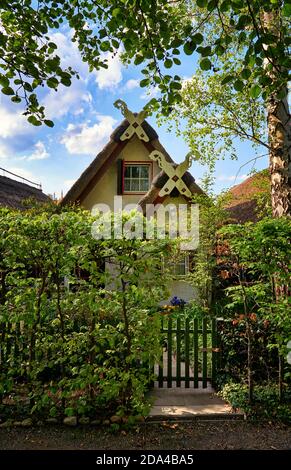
267;91;291;217
263;10;291;217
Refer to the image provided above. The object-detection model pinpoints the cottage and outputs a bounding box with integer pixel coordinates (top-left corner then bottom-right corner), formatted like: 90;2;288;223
62;101;204;302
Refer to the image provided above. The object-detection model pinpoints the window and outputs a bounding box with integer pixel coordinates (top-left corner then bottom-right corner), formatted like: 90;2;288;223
167;256;189;276
123;163;151;193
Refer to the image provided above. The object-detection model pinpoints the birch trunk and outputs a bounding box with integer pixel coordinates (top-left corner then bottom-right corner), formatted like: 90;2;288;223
267;90;291;217
264;11;291;217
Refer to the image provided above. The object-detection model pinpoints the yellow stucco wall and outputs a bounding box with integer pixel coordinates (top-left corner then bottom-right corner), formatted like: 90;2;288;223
80;135;198;302
82;136;160;211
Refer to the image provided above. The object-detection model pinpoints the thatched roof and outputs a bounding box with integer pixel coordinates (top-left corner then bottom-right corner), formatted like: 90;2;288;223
61;117;177;205
138;167;204;212
0;175;50;210
225;170;270;223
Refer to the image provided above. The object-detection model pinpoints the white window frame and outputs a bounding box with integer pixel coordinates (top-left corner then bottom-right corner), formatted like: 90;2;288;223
163;255;190;277
123;162;151;194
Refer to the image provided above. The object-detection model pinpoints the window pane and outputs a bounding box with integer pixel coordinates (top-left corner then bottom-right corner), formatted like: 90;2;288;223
124;179;131;191
131;166;139;178
168;257;188;276
131;179;139;191
123;164;150;193
140;179;149;191
175;262;186;276
124;166;131;178
140;166;149;178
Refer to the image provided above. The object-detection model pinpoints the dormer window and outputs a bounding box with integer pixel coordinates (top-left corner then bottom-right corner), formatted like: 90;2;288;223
123;162;151;194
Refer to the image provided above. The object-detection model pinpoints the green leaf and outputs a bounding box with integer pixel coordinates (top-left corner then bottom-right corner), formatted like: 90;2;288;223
233;80;244;92
199;46;212;57
111;39;119;49
47;77;59;89
183;41;196;55
164;59;173;69
220;0;231;12
196;0;207;7
134;55;144;65
207;0;217;9
112;8;121;18
100;41;110;52
170;81;182;90
140;78;150;88
250;84;261;99
0;75;9;88
44;119;54;128
99;28;107;39
236;14;252;30
1;86;14;95
61;77;71;87
173;58;181;65
23;82;33;92
221;75;233;85
27;115;42;126
11;96;21;103
282;4;291;16
215;45;225;56
241;68;251;80
192;33;204;44
200;58;212;71
65;407;75;417
171;38;183;48
48;42;57;50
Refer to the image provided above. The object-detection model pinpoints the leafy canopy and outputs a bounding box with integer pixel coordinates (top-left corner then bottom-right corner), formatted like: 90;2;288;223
0;1;290;124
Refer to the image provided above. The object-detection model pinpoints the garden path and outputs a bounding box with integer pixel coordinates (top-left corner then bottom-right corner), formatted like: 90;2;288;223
148;352;244;420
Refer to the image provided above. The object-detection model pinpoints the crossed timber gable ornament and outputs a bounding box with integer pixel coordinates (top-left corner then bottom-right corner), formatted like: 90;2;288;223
114;99;193;198
114;99;150;142
149;150;193;198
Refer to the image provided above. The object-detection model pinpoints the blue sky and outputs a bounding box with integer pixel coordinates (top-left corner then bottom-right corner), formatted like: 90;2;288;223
0;26;267;199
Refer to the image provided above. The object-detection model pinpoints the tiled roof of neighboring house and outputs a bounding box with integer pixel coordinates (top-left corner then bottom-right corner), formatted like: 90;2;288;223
61;116;203;206
225;170;270;223
0;175;50;210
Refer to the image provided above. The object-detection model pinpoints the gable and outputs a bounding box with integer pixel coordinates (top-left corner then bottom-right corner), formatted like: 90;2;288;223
61;116;174;210
61;111;203;213
82;135;161;211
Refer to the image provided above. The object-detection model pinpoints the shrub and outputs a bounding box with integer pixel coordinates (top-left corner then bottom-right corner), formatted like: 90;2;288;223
0;207;172;420
219;382;291;424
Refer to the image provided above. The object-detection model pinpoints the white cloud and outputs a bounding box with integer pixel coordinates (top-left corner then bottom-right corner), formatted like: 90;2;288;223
21;141;50;161
94;51;123;90
43;81;92;120
0;97;37;159
0;141;11;159
42;30;92;120
0;103;30;139
140;86;159;100
73;107;84;116
124;79;139;91
49;31;123;91
49;31;89;79
61;115;117;155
